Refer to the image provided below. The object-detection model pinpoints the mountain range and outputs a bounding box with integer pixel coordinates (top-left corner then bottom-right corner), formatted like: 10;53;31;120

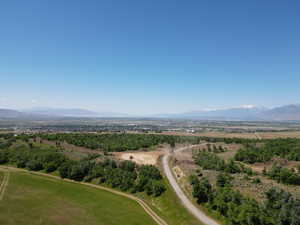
158;105;265;120
0;104;300;121
0;107;127;118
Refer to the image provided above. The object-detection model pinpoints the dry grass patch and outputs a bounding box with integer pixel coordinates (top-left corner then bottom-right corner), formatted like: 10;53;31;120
257;131;300;139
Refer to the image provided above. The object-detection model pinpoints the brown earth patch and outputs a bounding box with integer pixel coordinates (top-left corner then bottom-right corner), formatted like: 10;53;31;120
257;131;300;139
113;151;164;165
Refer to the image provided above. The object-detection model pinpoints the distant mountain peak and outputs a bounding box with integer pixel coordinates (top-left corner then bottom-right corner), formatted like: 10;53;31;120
238;104;256;109
22;107;128;118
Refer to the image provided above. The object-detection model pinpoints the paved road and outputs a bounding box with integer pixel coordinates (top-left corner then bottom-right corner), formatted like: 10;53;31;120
162;145;221;225
0;166;168;225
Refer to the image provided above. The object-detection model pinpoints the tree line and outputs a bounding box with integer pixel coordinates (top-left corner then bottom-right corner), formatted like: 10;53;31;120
199;136;260;145
38;133;202;152
0;144;166;197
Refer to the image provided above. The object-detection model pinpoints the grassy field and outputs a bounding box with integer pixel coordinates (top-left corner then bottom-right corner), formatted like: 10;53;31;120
139;178;204;225
0;170;157;225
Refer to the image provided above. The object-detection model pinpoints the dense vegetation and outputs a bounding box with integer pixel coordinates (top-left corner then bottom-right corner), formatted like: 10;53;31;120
0;144;166;197
265;164;300;185
59;158;166;196
192;138;300;224
193;150;254;175
38;133;201;152
235;139;300;164
190;175;300;225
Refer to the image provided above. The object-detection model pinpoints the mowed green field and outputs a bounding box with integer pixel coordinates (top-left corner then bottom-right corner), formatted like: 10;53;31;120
143;179;203;225
0;171;157;225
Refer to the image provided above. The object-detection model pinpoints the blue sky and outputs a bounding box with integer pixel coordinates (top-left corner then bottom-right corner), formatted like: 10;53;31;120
0;1;299;114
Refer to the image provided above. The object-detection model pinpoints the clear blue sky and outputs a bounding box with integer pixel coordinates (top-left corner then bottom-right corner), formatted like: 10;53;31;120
0;0;299;114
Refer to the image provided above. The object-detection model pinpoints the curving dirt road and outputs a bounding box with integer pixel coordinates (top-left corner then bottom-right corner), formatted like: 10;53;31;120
0;166;168;225
162;145;221;225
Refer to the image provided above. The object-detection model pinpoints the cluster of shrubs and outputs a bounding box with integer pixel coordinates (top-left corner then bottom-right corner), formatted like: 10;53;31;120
205;144;227;153
265;164;300;185
235;139;300;164
190;175;300;225
0;145;166;197
193;150;255;175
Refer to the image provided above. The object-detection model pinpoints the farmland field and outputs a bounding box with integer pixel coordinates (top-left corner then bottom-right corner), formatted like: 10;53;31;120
0;170;157;225
160;131;300;139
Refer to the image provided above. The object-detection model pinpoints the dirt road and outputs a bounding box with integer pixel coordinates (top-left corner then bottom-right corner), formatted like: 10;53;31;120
162;145;220;225
254;132;262;140
0;166;168;225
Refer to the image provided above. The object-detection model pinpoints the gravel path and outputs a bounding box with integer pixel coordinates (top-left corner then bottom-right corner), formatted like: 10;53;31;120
162;145;220;225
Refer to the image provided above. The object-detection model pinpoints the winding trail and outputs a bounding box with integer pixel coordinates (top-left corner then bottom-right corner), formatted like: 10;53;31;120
162;145;221;225
0;166;168;225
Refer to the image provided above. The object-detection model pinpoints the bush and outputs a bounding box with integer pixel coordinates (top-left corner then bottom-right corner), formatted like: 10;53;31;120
0;151;8;164
216;173;233;187
190;176;212;203
252;178;261;184
26;160;43;171
45;161;58;173
267;164;300;185
194;151;242;174
59;162;73;178
16;160;26;168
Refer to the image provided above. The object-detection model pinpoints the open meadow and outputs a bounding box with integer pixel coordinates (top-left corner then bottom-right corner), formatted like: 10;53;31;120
0;170;157;225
